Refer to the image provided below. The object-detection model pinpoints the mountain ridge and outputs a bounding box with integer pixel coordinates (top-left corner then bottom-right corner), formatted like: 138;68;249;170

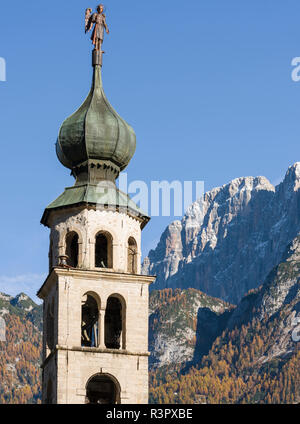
143;163;300;304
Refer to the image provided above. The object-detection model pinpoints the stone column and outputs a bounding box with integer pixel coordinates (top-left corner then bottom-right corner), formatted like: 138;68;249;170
89;241;95;270
99;309;106;348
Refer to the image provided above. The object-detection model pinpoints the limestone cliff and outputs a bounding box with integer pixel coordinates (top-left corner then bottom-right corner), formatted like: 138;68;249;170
149;288;233;370
143;163;300;304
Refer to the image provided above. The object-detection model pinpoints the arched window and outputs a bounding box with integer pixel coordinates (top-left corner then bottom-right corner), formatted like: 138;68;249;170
86;374;120;404
81;294;99;348
65;232;79;268
105;296;125;350
95;232;113;268
128;237;138;274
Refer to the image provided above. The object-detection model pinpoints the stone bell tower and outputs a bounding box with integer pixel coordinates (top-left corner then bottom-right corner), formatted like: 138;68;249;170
37;16;155;404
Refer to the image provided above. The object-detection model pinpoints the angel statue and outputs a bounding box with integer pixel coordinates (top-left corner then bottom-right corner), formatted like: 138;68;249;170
85;4;110;52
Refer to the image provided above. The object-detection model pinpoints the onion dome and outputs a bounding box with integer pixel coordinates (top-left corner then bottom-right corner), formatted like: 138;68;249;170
41;64;149;228
56;65;136;176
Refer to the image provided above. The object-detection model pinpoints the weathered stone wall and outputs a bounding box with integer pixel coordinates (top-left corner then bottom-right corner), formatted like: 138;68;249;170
56;349;148;404
40;265;153;403
49;208;142;274
54;269;150;352
39;203;154;404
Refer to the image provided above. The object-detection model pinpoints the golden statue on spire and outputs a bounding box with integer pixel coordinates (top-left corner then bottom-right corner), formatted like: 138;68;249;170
85;4;110;64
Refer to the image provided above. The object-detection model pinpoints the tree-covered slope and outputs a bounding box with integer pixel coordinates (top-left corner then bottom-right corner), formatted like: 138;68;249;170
0;293;42;404
150;236;300;404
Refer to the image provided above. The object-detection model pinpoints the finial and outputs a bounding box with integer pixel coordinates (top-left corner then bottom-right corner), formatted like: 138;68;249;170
85;4;110;67
58;255;71;268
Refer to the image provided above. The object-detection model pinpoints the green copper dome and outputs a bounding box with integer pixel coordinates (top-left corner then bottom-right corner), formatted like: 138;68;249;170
56;65;136;172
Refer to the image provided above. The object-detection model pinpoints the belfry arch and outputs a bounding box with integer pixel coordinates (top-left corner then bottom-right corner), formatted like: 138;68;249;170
105;295;126;350
81;293;100;348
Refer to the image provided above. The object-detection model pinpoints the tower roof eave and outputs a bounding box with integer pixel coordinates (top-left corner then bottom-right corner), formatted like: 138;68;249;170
41;184;150;229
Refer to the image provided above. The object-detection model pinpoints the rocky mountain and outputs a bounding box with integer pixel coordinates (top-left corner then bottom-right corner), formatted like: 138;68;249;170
0;293;42;404
143;163;300;305
149;288;233;370
150;235;300;404
227;234;300;360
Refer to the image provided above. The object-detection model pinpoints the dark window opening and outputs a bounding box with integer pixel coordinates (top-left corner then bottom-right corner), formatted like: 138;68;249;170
81;295;99;348
95;234;107;268
86;374;119;404
128;237;138;274
66;232;79;268
105;297;122;350
95;232;112;268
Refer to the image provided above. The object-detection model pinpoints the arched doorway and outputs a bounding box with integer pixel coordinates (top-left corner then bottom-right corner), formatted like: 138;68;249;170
86;374;120;404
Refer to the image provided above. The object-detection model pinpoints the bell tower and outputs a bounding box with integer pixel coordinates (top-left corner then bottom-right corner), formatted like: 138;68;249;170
37;10;155;404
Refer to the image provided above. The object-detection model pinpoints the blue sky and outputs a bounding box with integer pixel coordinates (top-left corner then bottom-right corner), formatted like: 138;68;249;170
1;0;300;300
